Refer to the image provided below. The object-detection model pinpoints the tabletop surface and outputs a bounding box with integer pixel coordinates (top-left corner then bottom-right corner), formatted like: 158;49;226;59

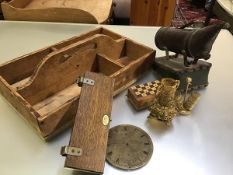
0;21;233;175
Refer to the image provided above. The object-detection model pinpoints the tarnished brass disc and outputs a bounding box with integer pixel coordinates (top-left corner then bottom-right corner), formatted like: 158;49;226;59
106;124;153;170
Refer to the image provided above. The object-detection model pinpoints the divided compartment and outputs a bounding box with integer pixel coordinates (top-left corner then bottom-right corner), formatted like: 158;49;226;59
15;34;126;106
0;27;155;139
117;39;154;66
29;51;123;118
0;28;122;86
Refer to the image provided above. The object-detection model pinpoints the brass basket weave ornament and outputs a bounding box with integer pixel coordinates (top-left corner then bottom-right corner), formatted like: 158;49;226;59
149;78;180;125
148;77;200;125
157;78;180;106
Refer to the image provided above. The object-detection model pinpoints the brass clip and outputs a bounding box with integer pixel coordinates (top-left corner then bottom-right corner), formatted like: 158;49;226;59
61;146;82;157
77;77;95;86
102;115;110;126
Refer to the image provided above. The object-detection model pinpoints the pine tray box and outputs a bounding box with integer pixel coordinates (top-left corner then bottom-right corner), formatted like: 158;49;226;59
0;27;155;139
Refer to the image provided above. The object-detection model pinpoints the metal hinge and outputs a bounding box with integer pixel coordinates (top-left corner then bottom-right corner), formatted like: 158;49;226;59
61;146;82;157
77;77;95;86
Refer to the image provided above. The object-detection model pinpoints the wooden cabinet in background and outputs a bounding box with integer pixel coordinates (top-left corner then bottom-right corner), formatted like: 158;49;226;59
130;0;176;26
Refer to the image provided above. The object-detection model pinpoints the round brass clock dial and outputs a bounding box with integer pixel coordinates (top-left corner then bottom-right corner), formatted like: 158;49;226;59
106;124;153;170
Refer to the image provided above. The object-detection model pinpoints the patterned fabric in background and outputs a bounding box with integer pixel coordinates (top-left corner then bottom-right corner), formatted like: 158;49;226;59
172;0;219;27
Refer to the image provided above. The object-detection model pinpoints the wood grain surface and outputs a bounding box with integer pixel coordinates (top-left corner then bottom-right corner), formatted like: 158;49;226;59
0;27;154;139
64;72;114;174
130;0;176;26
2;0;112;23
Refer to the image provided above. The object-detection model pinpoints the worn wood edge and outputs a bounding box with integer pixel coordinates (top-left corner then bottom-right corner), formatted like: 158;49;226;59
93;35;125;60
0;76;44;138
0;49;52;85
0;27;123;79
100;28;122;40
113;79;137;96
36;87;80;121
127;89;146;110
44;118;74;141
16;34;101;91
16;34;121;93
0;28;102;82
127;93;153;110
111;51;155;93
37;93;80;121
33;84;81;114
97;53;124;68
112;69;152;96
93;0;113;24
0;27;123;81
0;29;100;84
122;38;155;66
127;38;155;53
111;51;155;77
127;94;145;110
37;97;79;138
49;27;121;49
0;27;122;70
115;38;126;44
128;86;156;108
64;166;103;175
129;51;155;66
2;2;99;23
